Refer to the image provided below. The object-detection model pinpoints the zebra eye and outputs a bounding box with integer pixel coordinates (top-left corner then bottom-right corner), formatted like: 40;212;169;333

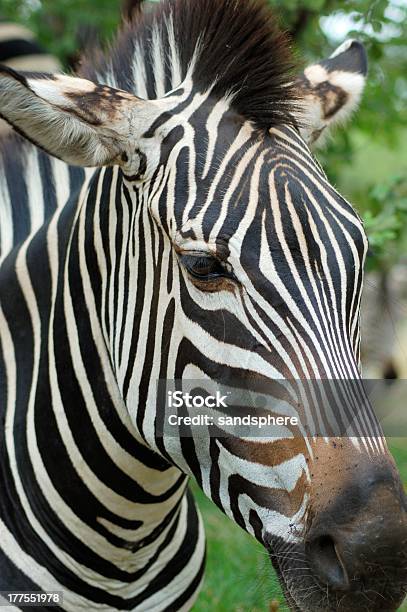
180;253;231;280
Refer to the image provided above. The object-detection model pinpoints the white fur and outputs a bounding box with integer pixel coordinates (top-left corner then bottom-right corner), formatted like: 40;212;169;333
304;64;329;86
0;71;168;171
298;42;367;146
27;75;96;108
329;38;356;58
330;70;365;103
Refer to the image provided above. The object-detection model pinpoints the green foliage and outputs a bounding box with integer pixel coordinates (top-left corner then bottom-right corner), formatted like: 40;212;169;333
0;0;121;64
363;175;407;270
1;0;406;269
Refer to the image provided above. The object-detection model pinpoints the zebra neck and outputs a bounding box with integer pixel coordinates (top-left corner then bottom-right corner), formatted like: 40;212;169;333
0;138;85;259
88;168;171;451
0;167;194;589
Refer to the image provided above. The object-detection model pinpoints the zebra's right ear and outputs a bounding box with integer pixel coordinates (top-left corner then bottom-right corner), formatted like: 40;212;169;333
0;66;160;172
295;40;368;146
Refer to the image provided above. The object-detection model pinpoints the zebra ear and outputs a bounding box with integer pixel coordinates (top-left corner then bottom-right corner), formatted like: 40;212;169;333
0;66;157;169
296;40;367;146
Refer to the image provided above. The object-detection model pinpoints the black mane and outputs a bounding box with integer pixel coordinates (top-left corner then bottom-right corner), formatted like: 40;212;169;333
80;0;298;130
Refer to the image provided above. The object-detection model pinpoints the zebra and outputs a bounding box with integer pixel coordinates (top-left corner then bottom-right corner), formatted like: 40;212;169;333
0;21;60;73
0;0;406;610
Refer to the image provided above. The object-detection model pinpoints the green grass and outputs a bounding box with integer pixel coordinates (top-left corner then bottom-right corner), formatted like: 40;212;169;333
192;439;407;611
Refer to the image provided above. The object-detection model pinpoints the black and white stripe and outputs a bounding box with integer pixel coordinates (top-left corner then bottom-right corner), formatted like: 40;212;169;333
0;22;60;138
0;22;60;72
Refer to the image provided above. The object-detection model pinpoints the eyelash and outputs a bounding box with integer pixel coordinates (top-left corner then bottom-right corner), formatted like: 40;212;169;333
179;253;235;282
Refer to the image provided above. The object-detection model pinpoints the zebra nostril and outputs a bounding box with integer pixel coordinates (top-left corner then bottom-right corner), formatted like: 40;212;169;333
307;534;350;591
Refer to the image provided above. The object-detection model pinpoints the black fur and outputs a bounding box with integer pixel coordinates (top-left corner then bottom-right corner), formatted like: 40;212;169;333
122;0;145;21
0;39;45;62
81;0;298;130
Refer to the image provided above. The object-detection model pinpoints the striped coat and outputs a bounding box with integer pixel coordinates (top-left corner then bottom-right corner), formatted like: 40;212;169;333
0;1;406;610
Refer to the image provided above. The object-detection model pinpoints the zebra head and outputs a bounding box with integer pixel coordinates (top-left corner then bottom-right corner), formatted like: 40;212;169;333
0;0;406;609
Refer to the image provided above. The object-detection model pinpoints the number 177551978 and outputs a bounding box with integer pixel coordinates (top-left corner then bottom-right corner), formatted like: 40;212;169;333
0;592;63;607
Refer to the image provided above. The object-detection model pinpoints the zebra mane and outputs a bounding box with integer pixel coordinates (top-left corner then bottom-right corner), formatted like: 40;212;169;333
80;0;298;130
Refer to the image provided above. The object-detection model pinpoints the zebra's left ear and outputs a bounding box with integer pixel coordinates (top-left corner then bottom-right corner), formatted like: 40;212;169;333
296;40;367;146
0;66;161;172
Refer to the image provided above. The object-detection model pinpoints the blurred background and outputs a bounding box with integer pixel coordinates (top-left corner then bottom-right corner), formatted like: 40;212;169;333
1;0;406;609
